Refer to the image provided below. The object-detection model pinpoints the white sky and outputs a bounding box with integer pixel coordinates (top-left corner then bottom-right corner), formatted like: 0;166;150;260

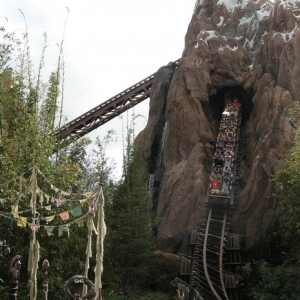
0;1;196;179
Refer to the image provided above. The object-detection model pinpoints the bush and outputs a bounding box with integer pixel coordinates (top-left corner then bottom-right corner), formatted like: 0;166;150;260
249;264;297;300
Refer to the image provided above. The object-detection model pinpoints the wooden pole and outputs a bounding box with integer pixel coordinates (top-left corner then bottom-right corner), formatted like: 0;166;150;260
94;184;105;300
82;202;94;296
98;187;103;300
28;165;38;300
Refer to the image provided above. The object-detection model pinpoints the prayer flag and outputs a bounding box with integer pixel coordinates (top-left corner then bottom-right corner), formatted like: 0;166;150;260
59;211;70;221
4;213;13;224
79;199;88;206
28;223;40;232
84;191;92;198
58;224;70;238
75;218;85;227
55;198;64;207
45;226;55;236
51;184;59;193
17;217;27;227
44;193;50;203
44;215;55;224
11;204;19;218
70;206;82;217
38;192;44;207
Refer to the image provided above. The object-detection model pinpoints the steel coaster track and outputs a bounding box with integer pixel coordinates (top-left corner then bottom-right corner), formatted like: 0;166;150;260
54;59;180;147
190;109;243;300
173;112;244;300
202;209;229;300
190;206;232;300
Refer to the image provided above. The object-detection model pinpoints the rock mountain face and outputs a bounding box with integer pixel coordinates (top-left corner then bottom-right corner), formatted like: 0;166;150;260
136;0;300;253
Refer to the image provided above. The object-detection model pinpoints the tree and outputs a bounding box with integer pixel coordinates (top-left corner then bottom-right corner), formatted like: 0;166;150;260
104;149;155;294
0;16;93;300
82;130;117;191
275;126;300;261
102;112;155;295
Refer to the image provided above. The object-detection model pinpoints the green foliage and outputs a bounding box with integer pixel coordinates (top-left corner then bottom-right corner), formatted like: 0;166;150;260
83;130;117;190
0;13;93;300
287;100;300;123
275;127;300;262
261;220;290;266
0;13;157;300
0;25;21;72
101;113;156;294
249;264;297;300
104;149;155;294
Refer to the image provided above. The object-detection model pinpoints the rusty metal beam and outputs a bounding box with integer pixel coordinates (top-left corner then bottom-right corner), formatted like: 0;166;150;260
54;59;180;146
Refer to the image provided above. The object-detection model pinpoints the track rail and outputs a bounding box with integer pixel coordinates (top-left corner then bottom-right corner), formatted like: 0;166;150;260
189;105;243;299
54;59;180;146
202;209;229;300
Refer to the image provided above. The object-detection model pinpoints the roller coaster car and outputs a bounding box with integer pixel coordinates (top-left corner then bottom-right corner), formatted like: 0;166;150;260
208;194;231;208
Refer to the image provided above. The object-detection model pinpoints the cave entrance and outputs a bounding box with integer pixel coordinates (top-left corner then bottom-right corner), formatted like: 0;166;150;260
209;86;253;123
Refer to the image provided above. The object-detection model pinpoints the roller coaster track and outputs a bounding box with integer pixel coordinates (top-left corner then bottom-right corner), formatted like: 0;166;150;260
54;59;180;146
189;115;244;300
202;209;228;300
191;208;232;300
174;110;244;300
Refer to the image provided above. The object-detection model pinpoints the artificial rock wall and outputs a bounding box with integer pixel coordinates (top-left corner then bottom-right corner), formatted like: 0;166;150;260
136;0;299;253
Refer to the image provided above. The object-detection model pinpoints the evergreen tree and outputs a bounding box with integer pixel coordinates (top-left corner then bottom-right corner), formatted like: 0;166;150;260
103;112;155;295
104;149;155;294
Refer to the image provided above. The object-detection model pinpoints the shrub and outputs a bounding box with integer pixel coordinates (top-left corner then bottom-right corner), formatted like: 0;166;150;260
249;264;297;300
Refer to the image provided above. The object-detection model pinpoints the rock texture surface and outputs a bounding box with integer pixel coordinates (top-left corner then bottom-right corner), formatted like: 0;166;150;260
136;0;299;252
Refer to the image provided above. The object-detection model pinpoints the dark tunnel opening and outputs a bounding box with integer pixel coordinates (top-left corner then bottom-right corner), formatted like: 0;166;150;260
209;86;253;124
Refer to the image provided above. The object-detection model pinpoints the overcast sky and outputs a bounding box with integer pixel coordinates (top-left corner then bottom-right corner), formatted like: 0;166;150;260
1;0;196;179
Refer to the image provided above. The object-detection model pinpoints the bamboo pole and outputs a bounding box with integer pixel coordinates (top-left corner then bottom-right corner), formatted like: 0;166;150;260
27;165;39;300
82;200;95;296
94;185;106;300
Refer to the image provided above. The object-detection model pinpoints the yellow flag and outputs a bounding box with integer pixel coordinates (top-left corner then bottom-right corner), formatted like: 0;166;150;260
79;199;88;206
17;216;27;228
